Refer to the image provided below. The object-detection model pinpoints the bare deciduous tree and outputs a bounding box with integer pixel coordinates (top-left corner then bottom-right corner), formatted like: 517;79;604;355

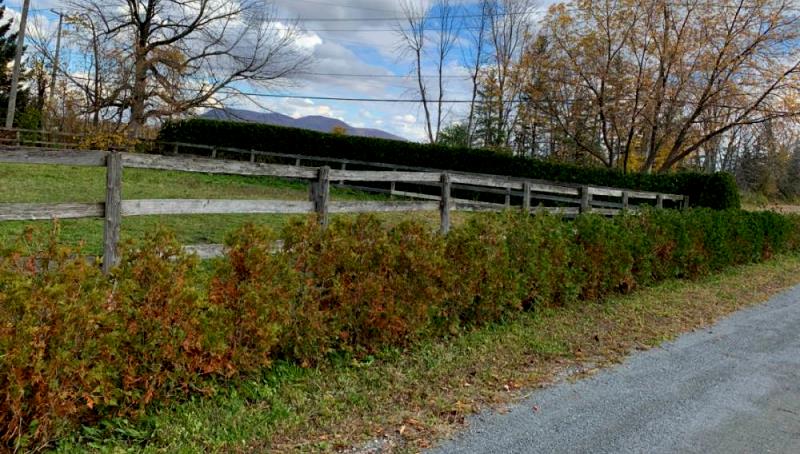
485;0;535;148
397;0;461;144
37;0;308;137
397;0;434;143
463;0;491;146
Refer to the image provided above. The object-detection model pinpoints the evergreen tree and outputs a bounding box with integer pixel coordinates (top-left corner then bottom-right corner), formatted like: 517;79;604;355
0;0;28;126
473;70;508;152
438;123;470;148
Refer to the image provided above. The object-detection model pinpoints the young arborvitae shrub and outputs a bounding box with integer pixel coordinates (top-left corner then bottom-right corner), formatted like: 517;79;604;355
572;214;636;299
208;224;298;372
786;214;800;252
278;216;451;361
501;212;580;308
0;226;114;450
110;229;211;407
0;228;212;451
444;215;522;327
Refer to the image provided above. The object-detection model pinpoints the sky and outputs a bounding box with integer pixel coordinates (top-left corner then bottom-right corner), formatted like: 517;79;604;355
4;0;555;141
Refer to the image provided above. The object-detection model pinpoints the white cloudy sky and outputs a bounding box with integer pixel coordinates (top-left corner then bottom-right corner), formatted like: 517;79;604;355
5;0;556;141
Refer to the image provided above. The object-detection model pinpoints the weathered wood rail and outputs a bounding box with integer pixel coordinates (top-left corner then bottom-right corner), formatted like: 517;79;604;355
0;147;687;273
154;141;691;211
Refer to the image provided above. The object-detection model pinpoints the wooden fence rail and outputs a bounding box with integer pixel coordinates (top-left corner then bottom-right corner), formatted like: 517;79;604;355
0;127;686;210
0;147;687;273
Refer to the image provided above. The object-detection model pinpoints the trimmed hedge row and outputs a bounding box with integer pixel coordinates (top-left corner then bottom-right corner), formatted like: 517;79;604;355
3;209;796;449
159;119;741;209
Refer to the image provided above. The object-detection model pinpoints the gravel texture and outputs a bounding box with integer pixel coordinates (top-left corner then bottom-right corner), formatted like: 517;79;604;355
430;285;800;454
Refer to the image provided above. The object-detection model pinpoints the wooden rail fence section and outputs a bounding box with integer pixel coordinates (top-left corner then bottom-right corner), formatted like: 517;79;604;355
0;148;687;273
0;127;686;208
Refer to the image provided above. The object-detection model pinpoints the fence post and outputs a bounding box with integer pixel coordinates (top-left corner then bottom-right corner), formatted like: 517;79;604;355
310;166;330;227
440;172;451;235
580;185;592;214
102;152;122;275
172;143;179;155
250;150;255;162
339;162;346;185
622;190;629;210
682;195;690;210
522;181;531;214
656;194;663;210
505;186;511;207
211;146;217;159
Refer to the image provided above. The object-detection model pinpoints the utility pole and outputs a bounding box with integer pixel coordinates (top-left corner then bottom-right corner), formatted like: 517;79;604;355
45;11;64;130
5;0;31;129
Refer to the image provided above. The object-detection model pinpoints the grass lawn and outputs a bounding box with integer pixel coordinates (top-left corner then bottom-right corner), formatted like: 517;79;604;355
0;163;457;254
53;254;800;453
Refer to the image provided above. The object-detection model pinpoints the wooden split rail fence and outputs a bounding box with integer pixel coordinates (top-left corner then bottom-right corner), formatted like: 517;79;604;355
0;147;687;273
152;141;692;211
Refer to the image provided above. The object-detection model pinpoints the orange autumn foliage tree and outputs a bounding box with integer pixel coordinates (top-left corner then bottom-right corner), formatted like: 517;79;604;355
515;0;800;172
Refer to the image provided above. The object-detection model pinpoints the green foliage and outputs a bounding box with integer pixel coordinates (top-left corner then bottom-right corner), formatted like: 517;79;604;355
437;122;470;148
159;118;741;209
279;216;452;361
3;209;798;450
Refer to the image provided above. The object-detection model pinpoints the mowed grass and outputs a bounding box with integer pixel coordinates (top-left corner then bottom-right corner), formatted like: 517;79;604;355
0;163;455;254
55;254;800;453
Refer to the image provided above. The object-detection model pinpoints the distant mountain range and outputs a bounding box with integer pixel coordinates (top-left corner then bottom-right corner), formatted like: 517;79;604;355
199;108;406;142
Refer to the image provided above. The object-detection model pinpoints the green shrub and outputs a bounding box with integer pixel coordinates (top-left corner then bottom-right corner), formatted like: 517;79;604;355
502;213;579;308
279;216;452;361
158;118;741;209
444;216;521;327
3;209;799;450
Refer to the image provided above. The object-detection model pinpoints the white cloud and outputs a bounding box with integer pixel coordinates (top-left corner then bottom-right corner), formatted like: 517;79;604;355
394;114;416;124
294;31;323;50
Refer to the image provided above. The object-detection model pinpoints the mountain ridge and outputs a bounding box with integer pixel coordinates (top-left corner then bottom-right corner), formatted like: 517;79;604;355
199;108;406;141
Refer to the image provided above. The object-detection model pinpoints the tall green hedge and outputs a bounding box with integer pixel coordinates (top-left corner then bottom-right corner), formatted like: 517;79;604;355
158;119;741;209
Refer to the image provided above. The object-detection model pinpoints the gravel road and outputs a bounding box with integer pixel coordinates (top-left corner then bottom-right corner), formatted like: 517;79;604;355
430;285;800;454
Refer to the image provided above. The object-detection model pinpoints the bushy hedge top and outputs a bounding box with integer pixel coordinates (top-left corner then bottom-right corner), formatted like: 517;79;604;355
159;119;740;209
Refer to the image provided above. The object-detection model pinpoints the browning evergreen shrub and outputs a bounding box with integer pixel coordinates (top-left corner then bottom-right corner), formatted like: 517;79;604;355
209;224;298;372
444;216;522;327
572;214;637;299
110;230;213;407
0;227;115;449
2;229;234;450
280;216;451;361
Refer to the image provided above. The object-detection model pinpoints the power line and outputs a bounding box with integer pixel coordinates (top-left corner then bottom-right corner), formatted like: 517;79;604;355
218;90;494;103
297;71;470;79
217;90;796;115
274;0;402;14
270;11;541;23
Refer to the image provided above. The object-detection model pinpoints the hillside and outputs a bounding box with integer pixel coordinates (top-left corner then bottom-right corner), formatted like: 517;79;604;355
200;108;406;141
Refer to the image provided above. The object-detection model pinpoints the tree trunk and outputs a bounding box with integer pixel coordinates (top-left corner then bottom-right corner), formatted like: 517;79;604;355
128;44;148;138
